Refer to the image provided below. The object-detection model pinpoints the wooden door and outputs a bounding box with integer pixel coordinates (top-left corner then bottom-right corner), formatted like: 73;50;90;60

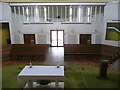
80;34;91;45
24;34;35;44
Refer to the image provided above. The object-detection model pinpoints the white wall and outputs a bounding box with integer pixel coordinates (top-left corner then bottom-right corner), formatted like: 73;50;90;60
7;1;119;47
0;3;15;45
0;3;11;22
93;22;119;47
103;1;120;47
11;22;101;44
0;2;2;21
104;1;120;21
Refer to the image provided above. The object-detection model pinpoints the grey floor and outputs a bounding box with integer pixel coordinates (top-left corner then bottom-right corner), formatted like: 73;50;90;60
112;58;120;72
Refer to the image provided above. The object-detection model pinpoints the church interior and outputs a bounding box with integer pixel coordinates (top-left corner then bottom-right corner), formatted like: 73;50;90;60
0;0;120;89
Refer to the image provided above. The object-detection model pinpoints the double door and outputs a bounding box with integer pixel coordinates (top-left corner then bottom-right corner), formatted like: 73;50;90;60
50;30;64;47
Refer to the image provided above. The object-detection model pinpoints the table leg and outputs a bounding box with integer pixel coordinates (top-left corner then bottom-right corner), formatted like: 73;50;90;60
27;80;33;88
55;80;59;88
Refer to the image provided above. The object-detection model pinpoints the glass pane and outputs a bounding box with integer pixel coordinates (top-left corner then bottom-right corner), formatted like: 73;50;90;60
52;31;57;46
58;31;63;46
11;5;104;23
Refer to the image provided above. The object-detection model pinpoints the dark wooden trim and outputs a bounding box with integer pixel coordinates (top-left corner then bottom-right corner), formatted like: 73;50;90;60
61;22;92;24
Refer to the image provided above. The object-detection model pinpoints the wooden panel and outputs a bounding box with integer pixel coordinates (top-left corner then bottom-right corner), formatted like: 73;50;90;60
101;44;119;57
80;34;91;45
64;44;120;59
9;44;49;60
2;45;12;61
24;34;35;44
64;44;101;54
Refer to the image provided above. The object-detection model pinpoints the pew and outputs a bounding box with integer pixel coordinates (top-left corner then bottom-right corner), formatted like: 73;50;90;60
64;44;119;60
64;44;101;54
9;44;49;60
101;45;119;57
64;44;101;60
101;44;120;62
2;45;12;61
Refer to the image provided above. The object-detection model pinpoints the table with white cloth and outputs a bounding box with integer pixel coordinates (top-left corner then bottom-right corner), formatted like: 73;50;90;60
18;66;64;88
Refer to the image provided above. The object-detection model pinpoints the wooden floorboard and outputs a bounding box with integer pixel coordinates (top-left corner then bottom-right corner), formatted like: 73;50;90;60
2;47;119;73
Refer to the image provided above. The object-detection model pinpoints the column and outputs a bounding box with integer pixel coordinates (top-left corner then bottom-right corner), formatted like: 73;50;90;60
55;80;59;88
18;6;21;22
27;80;33;88
14;6;16;22
99;6;102;22
61;6;62;22
94;6;97;22
22;7;25;22
65;6;67;22
34;6;40;22
90;6;92;22
69;6;72;22
44;6;47;22
52;6;54;22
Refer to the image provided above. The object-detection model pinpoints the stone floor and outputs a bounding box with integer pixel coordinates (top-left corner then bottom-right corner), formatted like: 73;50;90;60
24;82;64;89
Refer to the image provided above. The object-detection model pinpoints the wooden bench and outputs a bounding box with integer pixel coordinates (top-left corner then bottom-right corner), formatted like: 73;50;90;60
64;44;119;60
64;44;101;54
9;44;49;60
101;44;120;61
64;44;101;60
101;45;119;56
2;45;12;61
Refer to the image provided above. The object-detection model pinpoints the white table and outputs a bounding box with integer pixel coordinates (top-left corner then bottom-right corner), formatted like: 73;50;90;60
18;66;64;88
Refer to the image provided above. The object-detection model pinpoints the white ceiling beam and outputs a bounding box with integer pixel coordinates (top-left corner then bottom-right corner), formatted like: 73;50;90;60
9;3;106;6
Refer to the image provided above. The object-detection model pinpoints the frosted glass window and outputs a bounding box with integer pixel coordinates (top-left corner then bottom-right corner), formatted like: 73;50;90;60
58;31;63;46
69;7;73;22
87;7;91;22
51;31;57;46
10;5;104;23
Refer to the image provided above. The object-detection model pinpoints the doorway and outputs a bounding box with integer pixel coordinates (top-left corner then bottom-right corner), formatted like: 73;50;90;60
24;34;35;44
50;30;64;47
80;34;91;45
1;23;11;45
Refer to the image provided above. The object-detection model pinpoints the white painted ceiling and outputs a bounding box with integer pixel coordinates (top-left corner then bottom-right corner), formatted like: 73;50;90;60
1;0;120;3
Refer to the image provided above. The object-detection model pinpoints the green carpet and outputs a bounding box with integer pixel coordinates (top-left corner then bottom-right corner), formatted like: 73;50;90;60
65;65;119;88
2;65;119;88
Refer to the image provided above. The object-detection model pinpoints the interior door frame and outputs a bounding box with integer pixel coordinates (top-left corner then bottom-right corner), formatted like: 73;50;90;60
50;30;64;47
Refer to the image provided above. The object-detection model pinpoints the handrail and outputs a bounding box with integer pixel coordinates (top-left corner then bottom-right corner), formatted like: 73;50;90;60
107;27;120;33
